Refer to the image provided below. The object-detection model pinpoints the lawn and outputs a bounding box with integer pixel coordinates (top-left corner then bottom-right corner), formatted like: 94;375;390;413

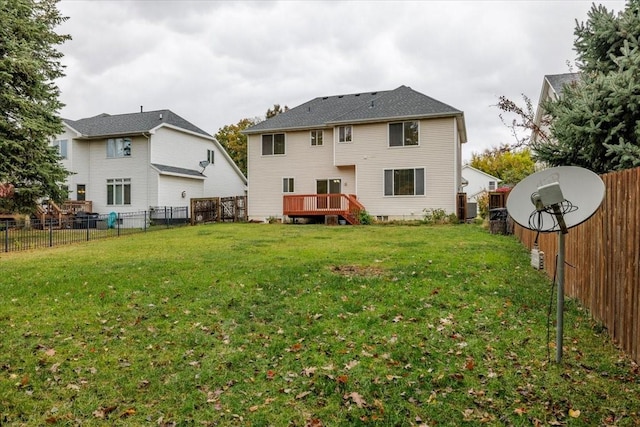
0;223;638;426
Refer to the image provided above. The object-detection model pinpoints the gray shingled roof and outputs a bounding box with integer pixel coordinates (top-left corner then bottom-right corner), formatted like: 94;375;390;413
244;85;463;134
546;73;580;96
65;110;211;138
151;163;205;178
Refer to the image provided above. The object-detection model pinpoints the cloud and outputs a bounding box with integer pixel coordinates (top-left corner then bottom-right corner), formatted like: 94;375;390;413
56;0;627;160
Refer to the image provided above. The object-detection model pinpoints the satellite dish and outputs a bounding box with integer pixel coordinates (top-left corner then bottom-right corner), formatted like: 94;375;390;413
199;160;210;169
506;165;605;364
506;166;605;233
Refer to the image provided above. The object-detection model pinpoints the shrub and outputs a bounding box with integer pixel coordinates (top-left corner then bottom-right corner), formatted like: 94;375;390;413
423;208;459;225
357;209;373;225
476;192;489;219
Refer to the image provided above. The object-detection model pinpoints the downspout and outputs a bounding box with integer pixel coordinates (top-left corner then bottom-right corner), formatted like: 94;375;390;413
143;132;151;210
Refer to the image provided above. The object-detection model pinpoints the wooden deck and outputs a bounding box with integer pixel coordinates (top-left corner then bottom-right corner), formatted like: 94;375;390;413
283;194;365;224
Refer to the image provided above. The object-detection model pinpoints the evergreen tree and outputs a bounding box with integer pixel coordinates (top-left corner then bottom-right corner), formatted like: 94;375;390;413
0;0;70;213
538;1;640;173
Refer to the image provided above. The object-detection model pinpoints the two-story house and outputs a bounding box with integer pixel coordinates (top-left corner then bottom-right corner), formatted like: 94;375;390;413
243;85;467;223
53;109;247;214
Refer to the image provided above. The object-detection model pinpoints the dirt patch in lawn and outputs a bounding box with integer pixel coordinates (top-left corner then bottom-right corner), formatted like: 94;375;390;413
330;265;386;278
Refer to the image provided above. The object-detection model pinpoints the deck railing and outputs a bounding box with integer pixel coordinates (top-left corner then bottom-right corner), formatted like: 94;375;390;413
61;200;93;214
283;194;365;224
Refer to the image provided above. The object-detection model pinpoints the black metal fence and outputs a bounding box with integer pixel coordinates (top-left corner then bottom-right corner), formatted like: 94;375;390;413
1;207;189;253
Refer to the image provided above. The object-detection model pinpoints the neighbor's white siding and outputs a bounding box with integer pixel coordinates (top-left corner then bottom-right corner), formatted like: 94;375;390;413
156;175;203;207
87;135;150;214
461;166;501;202
56;121;246;216
151;127;246;199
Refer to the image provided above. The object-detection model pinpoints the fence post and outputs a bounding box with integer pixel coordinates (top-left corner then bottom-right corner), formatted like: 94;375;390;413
4;221;8;253
117;213;121;236
144;211;147;232
86;216;90;241
49;219;53;247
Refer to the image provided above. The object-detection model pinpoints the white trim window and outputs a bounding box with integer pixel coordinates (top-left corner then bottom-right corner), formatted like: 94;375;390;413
337;125;352;143
384;168;425;196
283;177;294;193
107;138;132;158
207;149;215;164
389;121;419;147
262;133;285;155
107;178;131;205
488;180;496;191
52;139;68;159
310;130;323;146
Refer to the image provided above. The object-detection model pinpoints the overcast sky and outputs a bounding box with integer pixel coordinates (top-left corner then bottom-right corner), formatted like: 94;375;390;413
55;0;627;161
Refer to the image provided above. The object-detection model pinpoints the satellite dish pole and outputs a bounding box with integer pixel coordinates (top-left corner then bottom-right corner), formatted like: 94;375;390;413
507;167;605;364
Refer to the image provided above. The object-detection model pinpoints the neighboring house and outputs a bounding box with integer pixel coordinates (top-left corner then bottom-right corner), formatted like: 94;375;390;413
461;165;501;202
531;72;580;145
52;109;247;215
243;85;467;223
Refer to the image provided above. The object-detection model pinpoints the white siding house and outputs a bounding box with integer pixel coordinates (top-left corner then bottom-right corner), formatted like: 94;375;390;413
243;86;467;222
54;110;246;215
461;165;501;202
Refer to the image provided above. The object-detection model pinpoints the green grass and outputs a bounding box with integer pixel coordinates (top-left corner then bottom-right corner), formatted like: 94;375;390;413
0;223;638;426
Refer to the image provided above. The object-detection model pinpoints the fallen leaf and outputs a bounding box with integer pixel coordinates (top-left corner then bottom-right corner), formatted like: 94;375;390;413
296;391;311;400
465;357;475;371
266;370;276;380
514;407;527;416
344;360;359;370
301;367;317;377
336;375;349;384
249;405;259;412
344;391;367;408
50;363;61;373
569;408;581;418
120;408;136;418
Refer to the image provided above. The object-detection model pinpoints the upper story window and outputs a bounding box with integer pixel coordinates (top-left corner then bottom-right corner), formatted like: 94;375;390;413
338;125;352;143
310;130;323;146
107;138;132;158
389;121;419;147
488;181;496;191
262;133;285;155
207;149;215;164
384;168;425;196
52;139;68;159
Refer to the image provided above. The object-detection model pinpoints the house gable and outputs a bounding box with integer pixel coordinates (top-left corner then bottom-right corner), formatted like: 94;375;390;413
461;165;502;201
532;72;580;145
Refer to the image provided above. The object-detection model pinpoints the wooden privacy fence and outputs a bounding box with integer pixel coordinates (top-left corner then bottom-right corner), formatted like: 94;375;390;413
190;196;247;225
513;166;640;362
